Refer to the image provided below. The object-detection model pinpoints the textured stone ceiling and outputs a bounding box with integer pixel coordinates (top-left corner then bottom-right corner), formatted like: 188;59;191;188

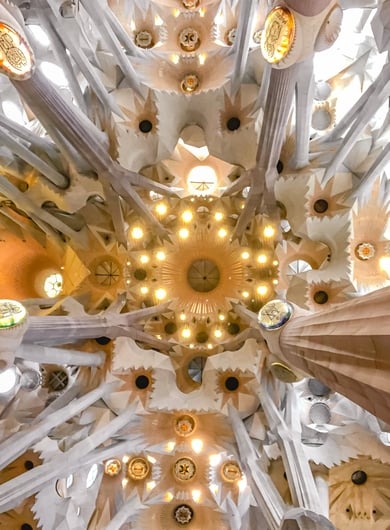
0;0;388;529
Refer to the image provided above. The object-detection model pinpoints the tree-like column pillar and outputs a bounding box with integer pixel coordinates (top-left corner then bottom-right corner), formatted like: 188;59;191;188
258;288;390;423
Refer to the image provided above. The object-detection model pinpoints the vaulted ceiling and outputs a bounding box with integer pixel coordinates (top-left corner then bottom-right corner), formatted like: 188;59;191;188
0;1;389;529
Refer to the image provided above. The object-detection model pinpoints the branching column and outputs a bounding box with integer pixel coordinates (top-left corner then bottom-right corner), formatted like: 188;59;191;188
279;287;390;423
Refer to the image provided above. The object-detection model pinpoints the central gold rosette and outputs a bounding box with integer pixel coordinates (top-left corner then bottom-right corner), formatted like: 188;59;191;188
160;227;243;316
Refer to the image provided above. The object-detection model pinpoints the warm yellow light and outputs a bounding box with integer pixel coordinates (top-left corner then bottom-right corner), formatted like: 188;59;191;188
191;439;203;454
140;286;149;294
181;327;191;338
192;489;201;503
257;254;267;264
199;53;206;65
242;291;249;298
209;454;221;466
218;228;228;238
155;203;167;216
214;212;223;221
131;226;144;239
164;491;174;502
140;254;149;264
210;483;219;495
166;441;176;452
179;312;186;321
122;478;129;488
207;343;213;350
218;314;225;321
173;8;180;17
199;7;206;16
273;260;279;266
171;54;180;64
380;256;390;276
238;476;247;492
179;228;190;239
147;455;157;464
214;328;223;338
264;225;275;238
273;279;279;285
146;480;156;491
155;288;167;301
241;251;250;260
181;210;193;223
257;285;268;296
154;14;164;26
156;251;166;261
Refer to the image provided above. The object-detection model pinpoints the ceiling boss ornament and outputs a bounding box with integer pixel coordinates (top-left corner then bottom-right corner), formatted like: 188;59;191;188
181;73;200;93
221;461;242;482
174;504;194;525
174;457;196;481
179;27;201;52
127;457;150;480
260;6;295;64
174;414;196;437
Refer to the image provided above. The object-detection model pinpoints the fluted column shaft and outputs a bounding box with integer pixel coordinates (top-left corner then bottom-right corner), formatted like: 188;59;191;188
279;287;390;422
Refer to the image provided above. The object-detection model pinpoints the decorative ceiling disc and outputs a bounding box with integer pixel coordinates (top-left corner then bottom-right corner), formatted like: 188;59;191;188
0;23;34;79
182;0;199;9
355;242;376;260
0;300;27;328
128;457;150;480
181;73;200;93
173;457;196;481
174;414;196;437
187;259;220;292
179;27;201;52
174;504;194;525
270;362;299;383
260;6;295;64
134;30;154;49
258;299;293;331
104;458;122;476
221;461;242;482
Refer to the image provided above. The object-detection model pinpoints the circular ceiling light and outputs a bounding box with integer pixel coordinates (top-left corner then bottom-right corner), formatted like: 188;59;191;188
43;273;63;298
187;165;217;196
260;7;295;64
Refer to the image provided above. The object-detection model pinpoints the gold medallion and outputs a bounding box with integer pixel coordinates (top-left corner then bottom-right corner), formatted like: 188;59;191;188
261;7;295;64
174;414;196;437
174;457;196;481
104;458;122;476
128;457;150;480
0;23;33;78
221;461;242;482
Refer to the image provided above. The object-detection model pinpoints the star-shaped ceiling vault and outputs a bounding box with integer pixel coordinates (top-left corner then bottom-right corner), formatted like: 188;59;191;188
0;1;389;529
